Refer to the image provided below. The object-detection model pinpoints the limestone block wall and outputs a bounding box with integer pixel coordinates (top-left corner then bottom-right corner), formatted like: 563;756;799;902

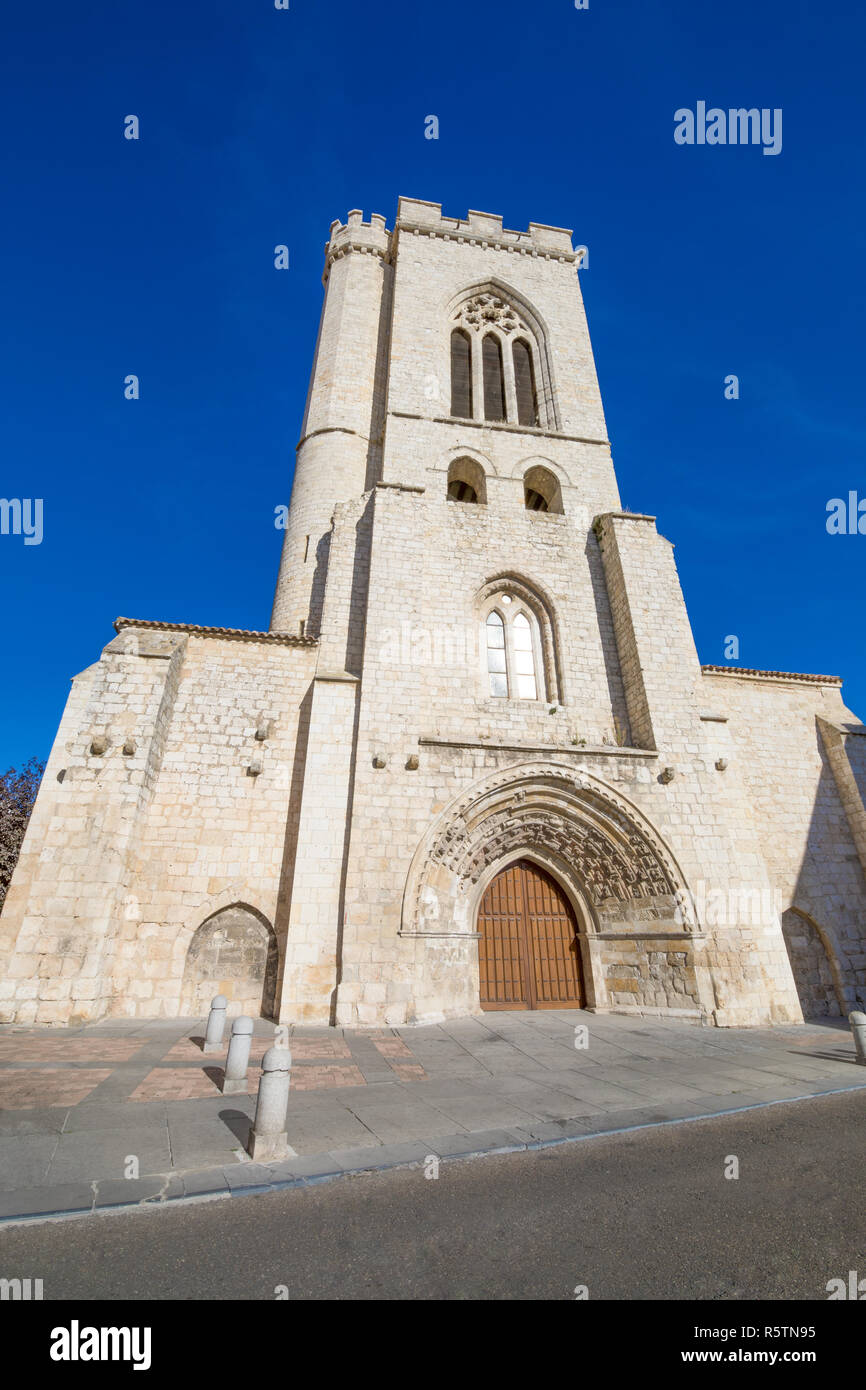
327;486;803;1027
109;630;316;1020
597;938;702;1016
701;669;866;1011
0;626;188;1024
277;672;359;1024
0;623;317;1024
357;483;631;752
595;512;703;753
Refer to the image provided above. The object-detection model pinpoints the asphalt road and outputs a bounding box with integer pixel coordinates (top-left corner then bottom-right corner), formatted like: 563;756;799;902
3;1091;864;1300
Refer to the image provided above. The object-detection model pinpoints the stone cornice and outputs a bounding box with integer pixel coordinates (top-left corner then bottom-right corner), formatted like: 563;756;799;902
323;238;390;282
296;425;370;452
417;413;609;447
395;220;579;264
419;736;656;758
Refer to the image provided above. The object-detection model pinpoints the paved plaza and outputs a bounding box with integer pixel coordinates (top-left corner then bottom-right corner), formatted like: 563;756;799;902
0;1010;863;1222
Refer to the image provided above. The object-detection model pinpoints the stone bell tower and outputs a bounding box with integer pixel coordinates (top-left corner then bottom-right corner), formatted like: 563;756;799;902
3;196;862;1032
270;198;818;1029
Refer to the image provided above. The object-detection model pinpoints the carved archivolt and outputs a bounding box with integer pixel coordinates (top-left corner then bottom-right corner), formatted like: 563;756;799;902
402;761;695;934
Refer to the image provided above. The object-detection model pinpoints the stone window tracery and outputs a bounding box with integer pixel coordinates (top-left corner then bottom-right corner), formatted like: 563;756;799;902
447;288;556;430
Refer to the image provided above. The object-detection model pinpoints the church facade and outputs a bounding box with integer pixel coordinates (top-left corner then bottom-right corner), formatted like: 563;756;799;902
3;196;866;1030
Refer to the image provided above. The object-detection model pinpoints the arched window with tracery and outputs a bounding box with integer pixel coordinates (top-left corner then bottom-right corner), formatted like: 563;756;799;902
483;595;544;701
447;287;558;430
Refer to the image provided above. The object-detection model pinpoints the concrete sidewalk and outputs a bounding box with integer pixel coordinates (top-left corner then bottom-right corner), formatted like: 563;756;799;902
0;1010;863;1222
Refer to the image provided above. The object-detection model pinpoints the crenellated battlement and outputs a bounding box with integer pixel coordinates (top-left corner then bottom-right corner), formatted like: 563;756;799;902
395;197;578;260
323;198;580;281
324;210;391;280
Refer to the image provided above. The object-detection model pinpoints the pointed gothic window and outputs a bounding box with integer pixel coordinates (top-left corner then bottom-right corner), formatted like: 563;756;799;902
450;330;473;419
483;601;542;700
486;611;507;697
512;339;538;427
449;286;558;431
482;336;505;422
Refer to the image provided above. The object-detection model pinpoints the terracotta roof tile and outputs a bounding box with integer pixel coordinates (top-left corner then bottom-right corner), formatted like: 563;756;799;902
114;617;316;647
702;664;841;686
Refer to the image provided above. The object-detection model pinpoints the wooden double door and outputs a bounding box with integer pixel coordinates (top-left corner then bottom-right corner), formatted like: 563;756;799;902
477;859;585;1010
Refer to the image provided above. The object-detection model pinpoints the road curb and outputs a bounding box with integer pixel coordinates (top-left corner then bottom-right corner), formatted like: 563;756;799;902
2;1080;865;1228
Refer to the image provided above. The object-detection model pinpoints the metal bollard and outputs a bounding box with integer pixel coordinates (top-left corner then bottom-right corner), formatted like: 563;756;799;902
247;1045;293;1161
202;994;228;1054
222;1015;254;1094
850;1011;866;1065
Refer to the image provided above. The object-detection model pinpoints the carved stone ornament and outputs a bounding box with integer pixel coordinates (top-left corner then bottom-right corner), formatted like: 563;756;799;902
454;295;528;336
403;762;694;934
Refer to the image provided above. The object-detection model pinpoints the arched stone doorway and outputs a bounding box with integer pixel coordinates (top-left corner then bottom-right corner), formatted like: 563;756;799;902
181;904;278;1020
781;909;842;1018
477;858;585;1009
401;761;709;1021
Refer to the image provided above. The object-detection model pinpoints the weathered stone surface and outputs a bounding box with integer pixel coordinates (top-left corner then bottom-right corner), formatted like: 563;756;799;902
1;198;864;1030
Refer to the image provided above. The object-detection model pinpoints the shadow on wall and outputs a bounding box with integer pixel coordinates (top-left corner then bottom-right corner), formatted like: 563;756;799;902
584;531;634;747
180;904;278;1020
308;532;331;638
344;494;375;678
272;682;315;1010
785;728;866;1019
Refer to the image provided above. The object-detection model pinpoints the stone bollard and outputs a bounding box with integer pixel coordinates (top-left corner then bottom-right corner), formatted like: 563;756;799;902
203;994;228;1054
247;1046;292;1161
222;1016;254;1094
850;1011;866;1065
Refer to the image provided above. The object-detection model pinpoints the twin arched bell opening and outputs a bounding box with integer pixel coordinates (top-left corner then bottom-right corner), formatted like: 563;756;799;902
447;456;563;515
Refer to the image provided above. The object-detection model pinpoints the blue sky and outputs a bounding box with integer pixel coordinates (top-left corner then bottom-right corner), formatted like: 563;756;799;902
1;0;863;768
